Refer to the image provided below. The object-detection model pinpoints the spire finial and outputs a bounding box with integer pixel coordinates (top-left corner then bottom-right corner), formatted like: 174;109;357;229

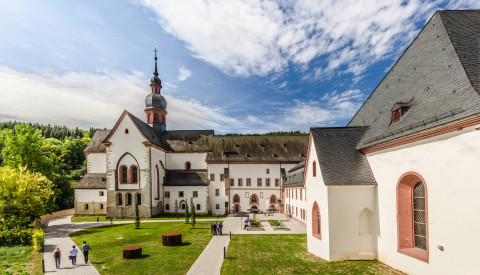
153;45;159;76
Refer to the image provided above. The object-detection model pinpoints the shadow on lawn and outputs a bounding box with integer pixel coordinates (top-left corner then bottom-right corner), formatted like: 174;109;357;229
178;242;191;246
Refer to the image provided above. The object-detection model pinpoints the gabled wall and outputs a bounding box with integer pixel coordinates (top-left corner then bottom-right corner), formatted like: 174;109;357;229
87;153;106;173
305;137;331;260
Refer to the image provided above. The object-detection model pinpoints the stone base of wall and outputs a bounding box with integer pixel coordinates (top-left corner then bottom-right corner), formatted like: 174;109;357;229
40;208;75;225
107;205;151;218
75;202;107;216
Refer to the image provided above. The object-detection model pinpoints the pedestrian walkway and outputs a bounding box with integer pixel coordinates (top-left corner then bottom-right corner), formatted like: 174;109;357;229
43;216;104;274
186;234;230;275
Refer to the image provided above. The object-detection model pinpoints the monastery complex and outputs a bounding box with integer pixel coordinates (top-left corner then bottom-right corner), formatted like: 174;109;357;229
75;10;480;275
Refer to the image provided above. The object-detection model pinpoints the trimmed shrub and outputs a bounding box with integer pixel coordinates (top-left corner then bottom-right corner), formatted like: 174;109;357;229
0;228;33;246
32;229;44;252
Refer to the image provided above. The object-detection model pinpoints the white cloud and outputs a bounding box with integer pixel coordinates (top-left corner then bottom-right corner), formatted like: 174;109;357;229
177;66;191;81
0;66;241;132
140;0;457;78
0;67;363;134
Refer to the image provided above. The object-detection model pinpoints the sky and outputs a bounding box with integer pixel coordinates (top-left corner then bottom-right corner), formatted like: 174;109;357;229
0;0;479;134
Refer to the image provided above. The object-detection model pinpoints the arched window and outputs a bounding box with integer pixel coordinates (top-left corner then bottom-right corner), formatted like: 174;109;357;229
117;193;123;206
131;166;138;183
312;161;317;177
165;204;170;211
155;165;160;200
250;194;258;205
136;193;142;206
196;204;201;210
100;204;104;210
127;193;132;206
312;201;321;239
148;113;152;123
121;166;128;183
180;201;186;210
270;195;277;203
162;115;165;124
233;194;240;203
185;162;191;170
154;113;159;123
84;204;89;210
397;172;429;262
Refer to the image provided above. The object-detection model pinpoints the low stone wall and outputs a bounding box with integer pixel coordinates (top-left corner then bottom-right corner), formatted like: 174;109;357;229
75;202;107;216
40;208;75;225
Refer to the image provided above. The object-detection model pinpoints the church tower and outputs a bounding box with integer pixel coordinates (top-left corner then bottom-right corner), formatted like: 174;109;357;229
145;46;167;134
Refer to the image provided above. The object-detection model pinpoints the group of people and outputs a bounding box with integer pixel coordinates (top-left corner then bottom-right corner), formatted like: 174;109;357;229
210;221;223;235
53;241;92;269
244;217;251;230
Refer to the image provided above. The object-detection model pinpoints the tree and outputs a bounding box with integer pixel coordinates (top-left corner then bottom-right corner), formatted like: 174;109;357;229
0;166;54;228
174;200;178;215
190;198;196;229
134;202;140;229
1;124;55;180
185;199;190;224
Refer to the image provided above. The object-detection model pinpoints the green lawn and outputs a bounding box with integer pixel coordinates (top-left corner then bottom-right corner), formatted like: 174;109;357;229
221;234;404;275
72;215;227;222
69;221;213;274
0;246;43;275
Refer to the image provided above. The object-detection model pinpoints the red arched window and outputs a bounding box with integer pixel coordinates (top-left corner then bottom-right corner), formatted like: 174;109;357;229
162;115;165;124
397;172;429;262
233;194;240;203
270;194;277;203
312;160;317;177
185;161;191;170
130;165;138;183
120;165;128;183
154;113;159;123
312;201;321;239
250;194;259;205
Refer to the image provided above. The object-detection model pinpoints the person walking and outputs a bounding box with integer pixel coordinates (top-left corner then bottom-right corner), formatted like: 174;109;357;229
219;222;223;235
53;247;61;268
213;222;217;235
210;221;214;235
81;241;92;264
69;245;79;266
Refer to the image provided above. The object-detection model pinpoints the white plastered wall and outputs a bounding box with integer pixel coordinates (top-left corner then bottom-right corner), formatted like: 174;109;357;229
305;138;331;261
163;186;209;214
166;153;207;170
87;153;106;173
285;186;307;223
75;189;107;202
367;125;480;275
150;147;166;209
207;163;228;214
327;185;377;261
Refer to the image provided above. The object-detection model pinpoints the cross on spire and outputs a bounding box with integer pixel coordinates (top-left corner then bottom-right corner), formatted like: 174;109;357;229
153;45;159;76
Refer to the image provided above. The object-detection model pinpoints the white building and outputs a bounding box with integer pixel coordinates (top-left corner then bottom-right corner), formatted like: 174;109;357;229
283;161;307;226
74;50;308;218
304;10;480;275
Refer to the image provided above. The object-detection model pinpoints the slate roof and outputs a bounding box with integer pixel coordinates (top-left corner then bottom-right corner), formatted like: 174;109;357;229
206;136;308;162
164;169;210;186
288;159;305;173
127;111;165;149
84;130;110;153
348;10;480;150
311;127;376;186
284;167;304;187
74;173;107;189
161;130;214;152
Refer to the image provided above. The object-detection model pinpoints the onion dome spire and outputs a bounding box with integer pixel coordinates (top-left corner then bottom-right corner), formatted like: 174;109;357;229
151;45;162;85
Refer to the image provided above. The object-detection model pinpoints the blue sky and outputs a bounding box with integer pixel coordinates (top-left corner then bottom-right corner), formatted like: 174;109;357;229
0;0;478;134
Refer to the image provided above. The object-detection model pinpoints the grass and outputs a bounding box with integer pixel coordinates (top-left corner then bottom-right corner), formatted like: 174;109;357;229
69;221;213;274
72;214;227;222
221;234;405;275
0;246;43;275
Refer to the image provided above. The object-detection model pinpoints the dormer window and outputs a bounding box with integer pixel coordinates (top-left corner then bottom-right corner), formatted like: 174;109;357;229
391;99;413;124
392;109;401;123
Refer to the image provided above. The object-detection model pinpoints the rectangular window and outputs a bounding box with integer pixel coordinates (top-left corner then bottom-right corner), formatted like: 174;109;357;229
99;191;104;196
165;204;170;210
238;178;243;186
230;179;234;186
216;204;220;210
179;191;184;197
193;191;198;198
275;178;280;187
220;174;225;181
257;178;262;187
196;204;200;210
210;174;215;181
215;189;220;196
260;192;263;198
266;168;270;174
266;178;270;187
246;178;251;186
245;192;249;198
165;191;170;198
